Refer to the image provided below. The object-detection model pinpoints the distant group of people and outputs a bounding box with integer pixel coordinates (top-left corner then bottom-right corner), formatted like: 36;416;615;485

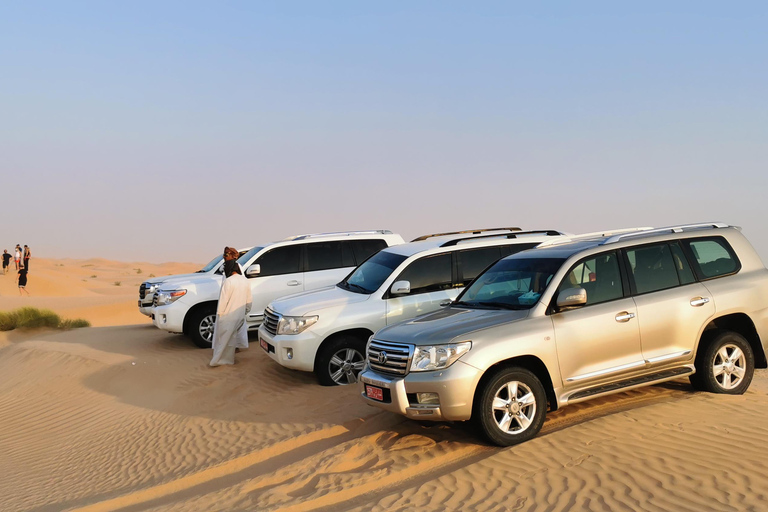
2;244;31;295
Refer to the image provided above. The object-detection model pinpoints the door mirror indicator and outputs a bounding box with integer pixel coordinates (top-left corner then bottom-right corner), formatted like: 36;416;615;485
391;280;411;295
245;264;261;278
556;287;587;310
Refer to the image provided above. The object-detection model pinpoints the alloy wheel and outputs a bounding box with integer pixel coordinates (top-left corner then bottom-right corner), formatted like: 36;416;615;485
328;348;366;385
713;343;747;390
491;380;537;435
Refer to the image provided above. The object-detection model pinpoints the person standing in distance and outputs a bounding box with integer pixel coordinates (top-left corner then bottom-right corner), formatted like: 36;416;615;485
2;250;11;275
14;245;21;270
17;263;30;296
210;247;252;366
23;245;31;272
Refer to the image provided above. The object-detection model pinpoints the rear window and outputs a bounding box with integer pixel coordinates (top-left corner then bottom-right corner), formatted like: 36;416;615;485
685;237;740;279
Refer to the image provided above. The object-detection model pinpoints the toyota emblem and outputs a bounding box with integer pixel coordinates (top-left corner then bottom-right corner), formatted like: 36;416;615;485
378;351;388;364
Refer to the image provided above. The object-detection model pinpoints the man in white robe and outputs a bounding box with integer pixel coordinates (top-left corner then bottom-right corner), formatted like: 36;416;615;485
210;247;252;366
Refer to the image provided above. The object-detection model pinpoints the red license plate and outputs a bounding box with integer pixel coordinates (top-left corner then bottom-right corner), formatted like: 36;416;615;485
260;338;269;352
365;385;384;401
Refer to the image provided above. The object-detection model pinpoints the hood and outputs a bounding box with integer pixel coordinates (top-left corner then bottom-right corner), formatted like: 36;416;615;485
145;272;201;286
158;273;223;291
269;285;370;317
376;306;529;345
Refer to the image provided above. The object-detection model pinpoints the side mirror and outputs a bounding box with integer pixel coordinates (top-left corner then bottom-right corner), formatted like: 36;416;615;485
556;287;587;310
245;264;261;278
390;280;411;295
440;299;453;307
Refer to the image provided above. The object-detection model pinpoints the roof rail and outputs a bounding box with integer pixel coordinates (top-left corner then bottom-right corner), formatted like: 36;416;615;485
601;222;732;245
537;227;653;248
411;227;521;243
439;230;564;247
283;230;393;241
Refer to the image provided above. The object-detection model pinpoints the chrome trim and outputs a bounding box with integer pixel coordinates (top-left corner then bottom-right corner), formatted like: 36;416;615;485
566;360;647;383
262;308;281;336
615;312;636;322
646;350;692;364
367;339;413;376
601;222;731;245
690;297;711;307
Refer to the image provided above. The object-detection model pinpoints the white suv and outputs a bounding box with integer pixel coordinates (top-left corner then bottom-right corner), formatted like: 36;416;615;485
152;231;404;347
258;229;568;385
138;248;251;317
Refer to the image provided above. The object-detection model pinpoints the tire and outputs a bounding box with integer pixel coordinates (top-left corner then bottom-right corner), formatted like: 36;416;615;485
690;330;754;394
473;367;547;447
186;306;217;349
315;335;367;386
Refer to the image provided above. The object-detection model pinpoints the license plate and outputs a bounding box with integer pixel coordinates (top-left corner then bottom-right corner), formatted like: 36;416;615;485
365;385;384;401
260;338;269;352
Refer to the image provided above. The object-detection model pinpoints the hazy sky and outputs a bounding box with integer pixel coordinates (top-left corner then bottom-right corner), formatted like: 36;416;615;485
1;1;766;263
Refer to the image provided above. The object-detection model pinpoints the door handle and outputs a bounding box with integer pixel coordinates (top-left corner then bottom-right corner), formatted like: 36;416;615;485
615;311;635;322
287;280;301;286
690;297;710;307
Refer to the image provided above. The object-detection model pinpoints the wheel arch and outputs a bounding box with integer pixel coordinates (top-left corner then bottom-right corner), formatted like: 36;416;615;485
182;300;218;335
313;328;374;372
699;313;767;369
472;355;559;417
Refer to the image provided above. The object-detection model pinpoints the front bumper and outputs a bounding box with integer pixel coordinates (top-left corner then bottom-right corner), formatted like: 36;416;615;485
151;304;186;334
139;302;153;317
358;360;481;422
257;326;322;372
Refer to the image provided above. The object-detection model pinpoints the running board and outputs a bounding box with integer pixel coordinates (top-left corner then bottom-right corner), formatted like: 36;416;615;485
566;366;694;402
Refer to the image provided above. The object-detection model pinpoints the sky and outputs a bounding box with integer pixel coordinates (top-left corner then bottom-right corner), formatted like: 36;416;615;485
1;1;766;263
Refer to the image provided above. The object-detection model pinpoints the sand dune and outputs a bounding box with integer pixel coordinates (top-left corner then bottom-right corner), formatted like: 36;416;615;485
1;257;767;511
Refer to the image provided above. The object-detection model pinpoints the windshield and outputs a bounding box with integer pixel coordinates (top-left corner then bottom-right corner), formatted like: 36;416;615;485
236;246;267;268
338;251;407;294
198;254;224;273
455;257;565;310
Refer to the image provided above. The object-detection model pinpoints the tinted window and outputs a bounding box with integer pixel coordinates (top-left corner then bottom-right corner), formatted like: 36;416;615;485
625;244;679;294
393;253;452;295
670;242;696;285
686;238;739;279
560;252;623;305
499;242;540;258
199;255;223;273
459;247;501;286
341;251;407;294
351;239;388;264
254;245;302;277
307;242;349;272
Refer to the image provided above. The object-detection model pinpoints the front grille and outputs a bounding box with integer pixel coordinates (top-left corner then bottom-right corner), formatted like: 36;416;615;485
367;340;412;376
262;308;280;336
152;292;159;307
139;283;147;299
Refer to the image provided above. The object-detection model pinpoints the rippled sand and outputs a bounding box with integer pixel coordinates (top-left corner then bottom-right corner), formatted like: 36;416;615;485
1;324;766;511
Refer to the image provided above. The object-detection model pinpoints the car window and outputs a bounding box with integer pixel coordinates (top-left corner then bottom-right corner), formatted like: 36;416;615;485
670;242;696;285
458;247;501;286
351;239;388;264
254;245;302;277
393;253;452;296
560;252;623;305
499;242;540;258
341;251;407;294
625;244;680;294
686;238;739;279
306;241;350;272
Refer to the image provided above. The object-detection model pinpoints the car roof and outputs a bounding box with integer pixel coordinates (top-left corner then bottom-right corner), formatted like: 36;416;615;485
383;230;567;258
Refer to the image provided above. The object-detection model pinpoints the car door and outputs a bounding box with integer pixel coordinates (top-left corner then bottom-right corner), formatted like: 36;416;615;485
552;251;645;386
246;245;304;325
386;252;458;325
624;241;715;365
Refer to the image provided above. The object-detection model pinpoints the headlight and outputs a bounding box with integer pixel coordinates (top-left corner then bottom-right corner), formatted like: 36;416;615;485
410;341;472;372
146;283;160;294
276;315;318;335
156;289;187;306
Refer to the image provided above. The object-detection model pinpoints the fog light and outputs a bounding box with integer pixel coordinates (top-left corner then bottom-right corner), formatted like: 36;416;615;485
286;348;293;360
417;392;439;405
161;315;167;324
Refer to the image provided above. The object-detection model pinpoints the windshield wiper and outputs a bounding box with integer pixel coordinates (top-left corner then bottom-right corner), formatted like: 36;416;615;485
477;301;527;310
338;282;369;294
452;300;482;308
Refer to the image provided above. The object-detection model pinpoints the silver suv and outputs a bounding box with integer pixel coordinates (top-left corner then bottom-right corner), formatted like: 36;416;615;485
359;223;768;446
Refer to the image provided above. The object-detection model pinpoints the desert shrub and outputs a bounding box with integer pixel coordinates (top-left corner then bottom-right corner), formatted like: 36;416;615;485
91;275;97;278
0;308;90;331
114;281;121;286
148;274;156;278
136;268;142;274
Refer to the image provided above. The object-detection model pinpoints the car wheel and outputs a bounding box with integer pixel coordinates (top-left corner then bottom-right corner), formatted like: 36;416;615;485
316;335;367;386
474;367;547;447
691;330;754;394
187;306;217;349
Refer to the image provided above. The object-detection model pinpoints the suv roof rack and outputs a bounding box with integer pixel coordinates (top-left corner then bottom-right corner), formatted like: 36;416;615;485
284;230;393;241
411;227;521;243
601;222;734;245
536;227;653;248
439;230;564;247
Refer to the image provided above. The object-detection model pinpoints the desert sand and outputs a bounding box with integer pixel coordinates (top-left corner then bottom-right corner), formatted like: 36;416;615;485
1;258;767;511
